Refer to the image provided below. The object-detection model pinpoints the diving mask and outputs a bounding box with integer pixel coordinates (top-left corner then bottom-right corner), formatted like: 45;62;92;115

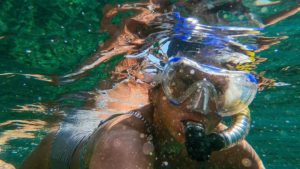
161;57;258;116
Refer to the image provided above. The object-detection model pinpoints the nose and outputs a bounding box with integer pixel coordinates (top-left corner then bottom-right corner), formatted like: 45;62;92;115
189;79;219;115
192;84;210;114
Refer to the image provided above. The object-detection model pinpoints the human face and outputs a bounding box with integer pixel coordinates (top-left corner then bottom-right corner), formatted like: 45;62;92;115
152;57;257;143
152;86;222;144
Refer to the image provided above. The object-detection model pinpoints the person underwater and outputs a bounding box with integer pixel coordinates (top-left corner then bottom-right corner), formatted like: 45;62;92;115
21;14;266;169
20;1;300;169
21;55;264;169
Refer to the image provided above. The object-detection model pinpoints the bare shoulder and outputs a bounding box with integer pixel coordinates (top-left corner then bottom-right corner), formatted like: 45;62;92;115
89;113;154;169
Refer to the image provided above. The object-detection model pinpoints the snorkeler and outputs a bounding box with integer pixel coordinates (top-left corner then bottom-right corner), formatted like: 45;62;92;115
21;13;266;169
20;0;300;169
21;55;265;169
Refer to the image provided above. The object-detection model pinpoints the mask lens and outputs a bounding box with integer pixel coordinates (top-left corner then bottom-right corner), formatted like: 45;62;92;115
163;62;202;103
221;73;257;116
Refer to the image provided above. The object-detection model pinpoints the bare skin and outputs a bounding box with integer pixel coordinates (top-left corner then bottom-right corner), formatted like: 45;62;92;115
19;1;300;169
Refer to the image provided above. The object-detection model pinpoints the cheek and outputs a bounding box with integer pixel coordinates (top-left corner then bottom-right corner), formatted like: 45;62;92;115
164;116;185;143
157;100;186;141
157;101;177;126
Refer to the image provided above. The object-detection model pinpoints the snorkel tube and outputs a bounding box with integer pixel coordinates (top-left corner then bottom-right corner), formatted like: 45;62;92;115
185;108;251;161
218;108;251;149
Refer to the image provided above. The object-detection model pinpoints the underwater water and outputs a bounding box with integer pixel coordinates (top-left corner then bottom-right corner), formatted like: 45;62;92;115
0;0;299;168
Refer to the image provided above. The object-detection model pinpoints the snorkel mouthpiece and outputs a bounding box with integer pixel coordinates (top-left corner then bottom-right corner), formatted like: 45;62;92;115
185;122;212;161
184;109;251;162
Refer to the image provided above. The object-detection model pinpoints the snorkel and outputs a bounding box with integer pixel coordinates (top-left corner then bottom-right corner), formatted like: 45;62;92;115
157;57;257;161
185;108;251;161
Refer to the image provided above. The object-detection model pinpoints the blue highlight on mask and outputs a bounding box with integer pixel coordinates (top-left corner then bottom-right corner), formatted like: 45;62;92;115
245;44;259;51
169;57;183;63
246;73;258;84
169;99;180;106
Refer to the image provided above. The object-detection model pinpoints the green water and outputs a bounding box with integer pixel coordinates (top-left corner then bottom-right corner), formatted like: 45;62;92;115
0;0;299;168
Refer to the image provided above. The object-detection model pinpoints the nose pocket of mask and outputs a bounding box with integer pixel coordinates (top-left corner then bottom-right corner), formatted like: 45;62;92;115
189;80;219;114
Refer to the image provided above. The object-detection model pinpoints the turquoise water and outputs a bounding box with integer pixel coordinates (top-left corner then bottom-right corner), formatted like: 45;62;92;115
0;0;299;168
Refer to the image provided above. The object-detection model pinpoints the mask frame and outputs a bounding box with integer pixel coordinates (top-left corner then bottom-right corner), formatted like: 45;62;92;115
160;57;258;116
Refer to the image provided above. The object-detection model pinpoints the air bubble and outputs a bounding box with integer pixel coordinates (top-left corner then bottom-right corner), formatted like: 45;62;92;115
162;161;169;166
25;49;32;54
